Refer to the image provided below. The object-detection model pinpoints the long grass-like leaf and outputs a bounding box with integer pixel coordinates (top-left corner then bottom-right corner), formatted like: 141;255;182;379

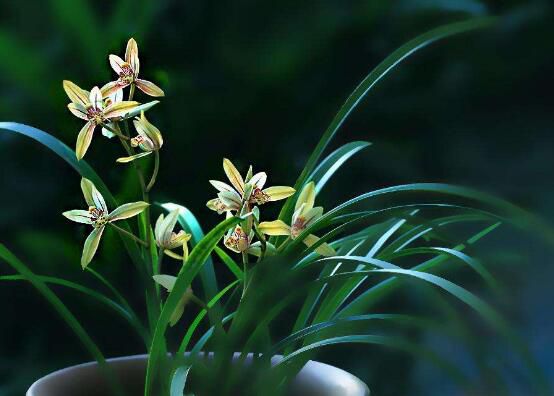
0;244;123;395
309;141;371;194
277;17;496;222
144;216;241;396
161;202;223;320
0;274;148;344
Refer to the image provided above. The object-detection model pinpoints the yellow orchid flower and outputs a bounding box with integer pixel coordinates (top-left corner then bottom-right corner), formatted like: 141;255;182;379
258;182;336;257
116;112;164;163
63;81;140;159
62;178;149;268
207;158;295;214
152;275;193;326
102;38;164;97
154;209;192;260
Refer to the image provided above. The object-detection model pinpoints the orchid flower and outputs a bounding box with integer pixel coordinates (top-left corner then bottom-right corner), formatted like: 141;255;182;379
63;81;140;159
258;182;336;256
207;158;295;214
223;225;267;257
152;275;193;326
62;178;149;268
154;209;192;260
116;112;164;163
102;38;164;97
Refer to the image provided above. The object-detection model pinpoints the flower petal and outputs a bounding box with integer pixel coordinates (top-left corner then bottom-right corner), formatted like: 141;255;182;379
101;125;116;139
295;182;315;212
218;190;242;210
125;38;140;76
164;249;184;260
206;198;230;214
223;158;244;194
133;112;163;149
135;79;165;97
303;206;323;227
119;100;160;119
104;101;140;120
101;80;128;98
81;226;105;269
302;234;336;257
167;231;191;249
157;209;180;246
258;220;291;236
109;54;126;75
62;209;93;225
116;152;152;163
153;274;176;291
63;80;90;106
263;186;296;202
68;103;88;120
89;87;103;110
209;180;236;193
75;121;96;160
250;172;267;189
108;201;149;221
81;178;108;213
154;213;165;242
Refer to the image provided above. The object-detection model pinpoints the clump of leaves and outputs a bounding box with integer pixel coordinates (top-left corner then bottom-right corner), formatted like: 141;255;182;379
1;17;552;396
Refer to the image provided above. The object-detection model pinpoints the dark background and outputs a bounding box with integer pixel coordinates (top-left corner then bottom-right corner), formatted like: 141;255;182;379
1;0;554;395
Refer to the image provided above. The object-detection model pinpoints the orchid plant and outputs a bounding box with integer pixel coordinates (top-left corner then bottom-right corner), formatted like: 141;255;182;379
1;20;551;396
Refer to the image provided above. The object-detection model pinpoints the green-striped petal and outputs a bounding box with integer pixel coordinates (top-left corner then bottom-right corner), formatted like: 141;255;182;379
81;227;105;269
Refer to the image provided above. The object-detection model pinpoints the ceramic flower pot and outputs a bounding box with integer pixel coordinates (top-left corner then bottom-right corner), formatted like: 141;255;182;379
27;353;370;396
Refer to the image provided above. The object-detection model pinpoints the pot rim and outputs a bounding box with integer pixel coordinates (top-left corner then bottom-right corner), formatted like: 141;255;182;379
27;353;370;396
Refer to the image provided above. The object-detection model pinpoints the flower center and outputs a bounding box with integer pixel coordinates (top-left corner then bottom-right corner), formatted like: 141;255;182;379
224;227;249;252
291;217;306;239
250;188;270;205
130;135;145;147
119;64;135;84
89;206;107;228
86;107;106;125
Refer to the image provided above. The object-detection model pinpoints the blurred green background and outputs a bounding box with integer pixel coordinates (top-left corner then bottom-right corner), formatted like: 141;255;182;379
1;0;554;395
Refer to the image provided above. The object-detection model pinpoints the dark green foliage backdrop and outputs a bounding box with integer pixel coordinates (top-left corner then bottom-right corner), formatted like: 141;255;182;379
1;1;553;395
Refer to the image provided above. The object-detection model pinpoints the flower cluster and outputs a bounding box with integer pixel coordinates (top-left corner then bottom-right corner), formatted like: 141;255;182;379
63;38;164;161
61;38;336;329
207;159;335;258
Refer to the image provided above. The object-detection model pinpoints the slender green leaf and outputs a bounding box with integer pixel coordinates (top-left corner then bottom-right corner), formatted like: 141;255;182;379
277;17;497;222
161;203;223;318
309;141;371;194
214;246;244;280
170;365;191;396
0;274;148;344
145;216;241;396
0;244;123;396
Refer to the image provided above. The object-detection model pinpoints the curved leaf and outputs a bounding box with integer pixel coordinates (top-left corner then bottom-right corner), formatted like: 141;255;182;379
309;141;371;194
145;216;241;396
277;17;497;222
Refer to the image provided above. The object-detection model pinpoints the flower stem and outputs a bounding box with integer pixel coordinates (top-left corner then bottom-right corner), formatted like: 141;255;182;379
253;226;267;262
109;222;148;247
146;150;160;192
241;252;249;300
